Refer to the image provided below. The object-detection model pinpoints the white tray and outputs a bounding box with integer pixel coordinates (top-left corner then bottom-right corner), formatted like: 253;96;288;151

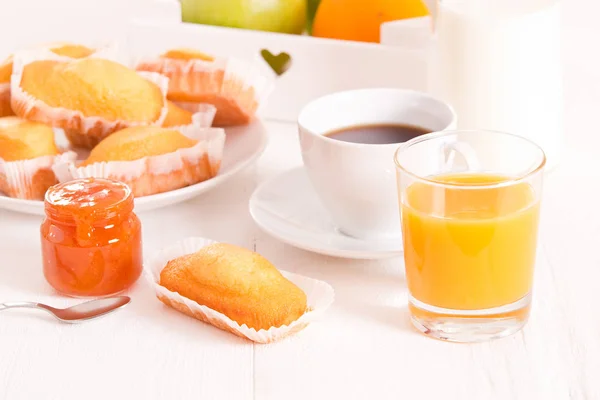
0;0;433;124
126;18;432;123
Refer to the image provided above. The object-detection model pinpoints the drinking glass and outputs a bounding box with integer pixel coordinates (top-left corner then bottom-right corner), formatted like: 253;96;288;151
394;130;545;342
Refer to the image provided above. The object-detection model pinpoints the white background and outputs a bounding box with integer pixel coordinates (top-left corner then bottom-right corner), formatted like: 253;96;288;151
1;0;599;399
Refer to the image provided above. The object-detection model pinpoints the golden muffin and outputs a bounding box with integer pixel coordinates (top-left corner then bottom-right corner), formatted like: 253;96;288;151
12;57;168;149
82;126;197;165
0;56;14;117
162;101;217;129
55;125;225;197
159;243;308;332
136;48;271;127
0;43;97;118
162;101;193;127
47;43;95;58
162;48;214;62
0;116;59;160
0;116;75;199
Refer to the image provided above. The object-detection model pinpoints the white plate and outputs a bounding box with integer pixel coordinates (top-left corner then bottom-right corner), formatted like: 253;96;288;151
249;167;404;260
0;120;269;215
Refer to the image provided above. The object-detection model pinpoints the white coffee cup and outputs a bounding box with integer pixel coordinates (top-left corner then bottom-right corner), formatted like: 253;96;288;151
298;88;457;239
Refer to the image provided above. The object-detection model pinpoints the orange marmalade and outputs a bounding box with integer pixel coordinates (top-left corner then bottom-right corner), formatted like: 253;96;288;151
41;178;142;297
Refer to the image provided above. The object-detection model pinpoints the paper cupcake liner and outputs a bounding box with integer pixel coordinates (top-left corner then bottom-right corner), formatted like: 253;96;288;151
10;49;170;149
53;126;226;197
144;237;335;344
0;151;77;200
136;54;273;126
0;83;13;117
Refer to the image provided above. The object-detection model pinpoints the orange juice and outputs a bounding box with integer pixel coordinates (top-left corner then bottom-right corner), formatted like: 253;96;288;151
401;173;540;310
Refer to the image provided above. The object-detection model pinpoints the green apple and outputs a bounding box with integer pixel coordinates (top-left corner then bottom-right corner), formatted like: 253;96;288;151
306;0;321;34
181;0;307;35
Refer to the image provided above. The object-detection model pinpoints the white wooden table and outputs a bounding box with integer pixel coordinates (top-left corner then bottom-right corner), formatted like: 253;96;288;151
1;1;599;399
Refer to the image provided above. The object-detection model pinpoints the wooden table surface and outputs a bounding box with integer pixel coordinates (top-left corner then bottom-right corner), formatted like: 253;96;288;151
1;1;598;399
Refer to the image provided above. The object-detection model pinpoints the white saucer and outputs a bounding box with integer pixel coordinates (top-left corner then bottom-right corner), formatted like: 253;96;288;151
249;167;404;259
0;120;268;216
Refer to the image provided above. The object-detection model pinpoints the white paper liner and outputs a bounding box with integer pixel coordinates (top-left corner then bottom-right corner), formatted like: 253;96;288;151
144;237;335;343
168;103;217;130
136;53;274;123
10;49;170;145
0;151;77;199
52;126;226;197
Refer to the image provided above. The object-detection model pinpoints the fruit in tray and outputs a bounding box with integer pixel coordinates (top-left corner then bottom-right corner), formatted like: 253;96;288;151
312;0;430;43
180;0;307;35
306;0;322;34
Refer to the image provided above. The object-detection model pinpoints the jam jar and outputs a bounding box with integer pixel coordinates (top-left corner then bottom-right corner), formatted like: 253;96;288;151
40;178;143;297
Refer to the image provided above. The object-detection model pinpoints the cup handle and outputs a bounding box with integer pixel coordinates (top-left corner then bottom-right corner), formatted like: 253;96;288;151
439;140;480;173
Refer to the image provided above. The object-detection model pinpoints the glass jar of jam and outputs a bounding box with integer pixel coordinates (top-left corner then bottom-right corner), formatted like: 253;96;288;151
41;178;143;297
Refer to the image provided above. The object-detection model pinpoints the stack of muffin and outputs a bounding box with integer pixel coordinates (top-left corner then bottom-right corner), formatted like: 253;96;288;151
0;43;272;200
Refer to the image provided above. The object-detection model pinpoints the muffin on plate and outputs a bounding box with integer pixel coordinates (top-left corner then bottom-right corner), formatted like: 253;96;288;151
159;242;308;332
0;43;109;119
53;124;225;197
162;101;216;129
135;48;272;127
0;116;76;199
0;56;14;117
163;101;193;127
11;53;169;149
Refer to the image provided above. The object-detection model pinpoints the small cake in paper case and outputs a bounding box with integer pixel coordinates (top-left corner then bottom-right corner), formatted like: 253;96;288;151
11;50;170;149
145;237;335;343
0;83;12;117
0;42;119;119
0;116;76;200
162;101;216;129
53;124;226;197
0;56;13;117
135;48;273;127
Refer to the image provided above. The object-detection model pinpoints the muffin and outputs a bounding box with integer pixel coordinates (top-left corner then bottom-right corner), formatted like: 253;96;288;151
136;48;272;127
163;101;193;127
0;116;76;199
53;125;225;197
0;43;107;119
159;242;308;331
11;52;169;149
45;43;96;58
0;56;13;117
162;101;216;129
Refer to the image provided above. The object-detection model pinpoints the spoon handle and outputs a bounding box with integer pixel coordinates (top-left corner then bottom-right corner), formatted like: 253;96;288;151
1;302;39;310
0;302;55;314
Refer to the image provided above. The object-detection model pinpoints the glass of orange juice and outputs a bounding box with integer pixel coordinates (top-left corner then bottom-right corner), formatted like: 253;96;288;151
394;130;545;342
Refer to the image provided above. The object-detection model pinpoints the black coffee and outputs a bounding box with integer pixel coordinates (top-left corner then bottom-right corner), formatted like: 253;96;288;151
325;123;430;144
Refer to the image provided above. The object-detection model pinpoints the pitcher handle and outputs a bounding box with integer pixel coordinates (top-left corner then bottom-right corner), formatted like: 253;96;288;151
439;140;481;173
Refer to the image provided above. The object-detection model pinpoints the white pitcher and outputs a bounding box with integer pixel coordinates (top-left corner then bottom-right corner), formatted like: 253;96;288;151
428;0;563;170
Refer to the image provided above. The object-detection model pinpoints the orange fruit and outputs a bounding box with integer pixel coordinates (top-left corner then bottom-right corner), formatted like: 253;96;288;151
312;0;430;43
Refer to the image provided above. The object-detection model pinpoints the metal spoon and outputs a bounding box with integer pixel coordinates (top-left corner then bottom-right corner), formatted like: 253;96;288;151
0;296;131;323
